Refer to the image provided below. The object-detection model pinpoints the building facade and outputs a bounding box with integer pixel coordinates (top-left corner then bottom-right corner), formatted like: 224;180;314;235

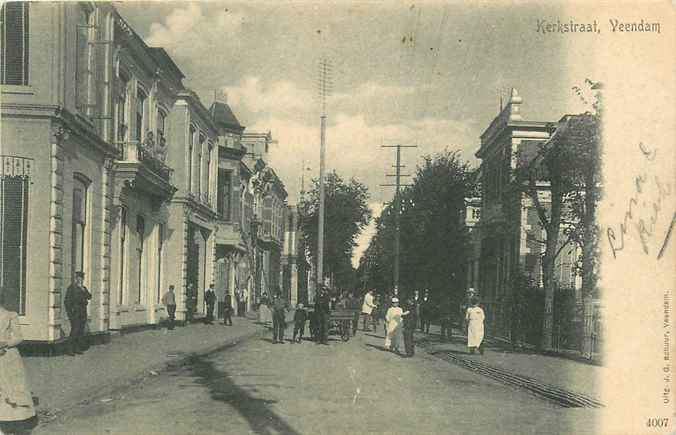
475;88;579;339
0;2;290;343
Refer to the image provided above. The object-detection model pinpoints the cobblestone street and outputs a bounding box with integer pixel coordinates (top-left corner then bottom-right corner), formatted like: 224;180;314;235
35;323;599;435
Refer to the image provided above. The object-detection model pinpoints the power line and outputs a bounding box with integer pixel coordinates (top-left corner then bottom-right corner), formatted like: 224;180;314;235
381;144;417;294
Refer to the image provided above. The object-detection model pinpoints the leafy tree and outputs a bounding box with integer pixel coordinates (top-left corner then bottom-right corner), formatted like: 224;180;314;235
359;150;475;305
299;171;371;290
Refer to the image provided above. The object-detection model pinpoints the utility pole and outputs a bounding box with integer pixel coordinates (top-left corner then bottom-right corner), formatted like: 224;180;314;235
317;58;332;289
381;144;416;294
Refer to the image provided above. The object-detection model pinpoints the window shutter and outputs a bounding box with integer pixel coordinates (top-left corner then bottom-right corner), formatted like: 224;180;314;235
1;2;29;86
1;176;29;314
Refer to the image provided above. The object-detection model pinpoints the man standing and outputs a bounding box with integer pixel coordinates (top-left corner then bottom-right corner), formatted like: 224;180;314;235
402;294;418;357
223;291;233;326
413;289;422;331
64;271;92;355
420;289;432;334
361;289;376;332
236;288;247;317
271;292;289;343
162;285;177;330
315;287;331;345
204;284;216;325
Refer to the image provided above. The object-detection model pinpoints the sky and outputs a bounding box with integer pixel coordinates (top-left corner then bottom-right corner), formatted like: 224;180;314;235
116;1;595;267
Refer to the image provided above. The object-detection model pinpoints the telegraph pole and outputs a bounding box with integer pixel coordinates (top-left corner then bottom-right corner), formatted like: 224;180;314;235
381;144;416;294
317;58;332;289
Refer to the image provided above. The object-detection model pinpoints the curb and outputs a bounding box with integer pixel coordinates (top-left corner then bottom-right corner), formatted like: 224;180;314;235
415;335;603;409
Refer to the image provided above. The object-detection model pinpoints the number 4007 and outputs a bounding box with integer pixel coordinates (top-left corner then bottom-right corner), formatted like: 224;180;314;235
647;418;669;428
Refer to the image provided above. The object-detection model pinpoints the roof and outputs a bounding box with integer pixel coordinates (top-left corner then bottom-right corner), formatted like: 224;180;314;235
148;48;185;81
210;102;245;132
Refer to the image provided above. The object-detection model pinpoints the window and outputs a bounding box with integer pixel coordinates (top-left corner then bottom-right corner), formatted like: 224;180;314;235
156;108;166;140
206;144;213;202
472;208;481;220
0;2;29;86
135;87;147;143
117;207;127;305
114;71;129;153
72;175;89;282
136;215;145;304
187;125;195;193
0;158;31;315
196;133;205;198
75;6;95;115
156;223;164;303
217;169;232;219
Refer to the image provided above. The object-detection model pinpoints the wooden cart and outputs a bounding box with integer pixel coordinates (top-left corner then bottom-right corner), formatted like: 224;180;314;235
329;309;360;341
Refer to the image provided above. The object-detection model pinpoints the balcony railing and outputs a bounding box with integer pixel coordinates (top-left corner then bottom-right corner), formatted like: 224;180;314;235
118;132;172;181
1;155;33;178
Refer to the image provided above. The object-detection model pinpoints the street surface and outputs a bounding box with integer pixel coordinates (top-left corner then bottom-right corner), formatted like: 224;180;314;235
36;324;599;435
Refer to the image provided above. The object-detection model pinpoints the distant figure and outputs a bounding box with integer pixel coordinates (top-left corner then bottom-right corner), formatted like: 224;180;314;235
186;283;196;322
64;271;92;355
315;287;331;345
223;292;233;326
420;289;432;333
439;296;455;342
349;292;361;336
402;295;418;357
271;292;289;343
384;297;405;354
236;288;247;317
292;303;308;343
360;289;377;332
412;290;422;330
204;284;217;325
465;297;485;355
308;308;319;342
162;285;177;330
0;295;36;432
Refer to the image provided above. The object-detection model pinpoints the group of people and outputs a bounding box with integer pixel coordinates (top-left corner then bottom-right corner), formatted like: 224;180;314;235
360;288;486;357
162;283;251;330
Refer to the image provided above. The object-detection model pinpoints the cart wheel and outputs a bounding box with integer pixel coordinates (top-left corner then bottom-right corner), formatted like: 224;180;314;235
341;330;350;341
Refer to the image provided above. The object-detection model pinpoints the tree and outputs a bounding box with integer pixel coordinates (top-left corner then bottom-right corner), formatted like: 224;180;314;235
359;150;475;304
299;171;371;290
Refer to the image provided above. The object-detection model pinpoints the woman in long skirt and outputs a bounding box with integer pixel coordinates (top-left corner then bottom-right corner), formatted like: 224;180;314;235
0;299;36;434
465;296;485;355
384;298;405;353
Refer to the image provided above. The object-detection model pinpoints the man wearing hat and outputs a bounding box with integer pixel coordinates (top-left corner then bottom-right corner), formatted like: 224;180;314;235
64;271;92;355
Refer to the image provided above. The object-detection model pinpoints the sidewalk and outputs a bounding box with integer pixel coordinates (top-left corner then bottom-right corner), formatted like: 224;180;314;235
414;324;605;404
23;311;295;420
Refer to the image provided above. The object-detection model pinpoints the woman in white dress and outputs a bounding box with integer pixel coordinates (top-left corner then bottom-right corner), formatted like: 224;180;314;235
384;298;407;354
0;297;36;434
465;297;485;355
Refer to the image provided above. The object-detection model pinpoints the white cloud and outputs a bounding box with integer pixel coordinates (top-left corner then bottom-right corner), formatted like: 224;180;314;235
145;4;245;55
223;77;314;116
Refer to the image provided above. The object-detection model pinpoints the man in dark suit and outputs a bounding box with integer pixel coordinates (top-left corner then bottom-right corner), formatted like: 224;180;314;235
64;271;92;355
315;287;331;345
402;295;418;357
204;284;216;324
223;291;233;326
420;289;433;334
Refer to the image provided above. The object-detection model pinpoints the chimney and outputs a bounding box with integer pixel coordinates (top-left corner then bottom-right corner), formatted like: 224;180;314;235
507;88;523;121
213;88;228;105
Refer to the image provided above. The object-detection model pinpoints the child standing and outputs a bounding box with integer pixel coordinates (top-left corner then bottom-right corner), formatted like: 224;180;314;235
292;303;308;343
